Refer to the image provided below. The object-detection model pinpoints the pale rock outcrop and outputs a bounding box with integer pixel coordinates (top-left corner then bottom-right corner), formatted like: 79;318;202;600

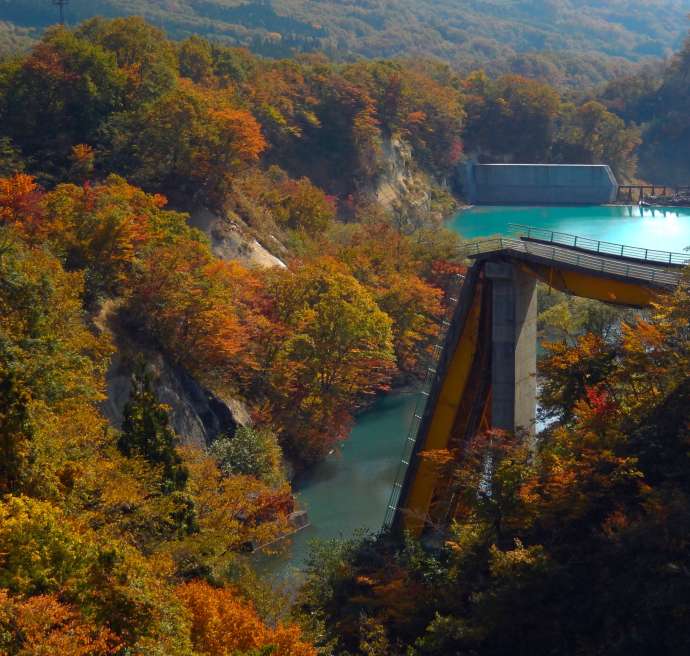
189;207;286;269
375;137;431;212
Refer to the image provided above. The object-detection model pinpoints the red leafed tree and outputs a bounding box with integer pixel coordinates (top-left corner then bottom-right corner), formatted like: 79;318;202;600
0;174;45;241
0;590;120;655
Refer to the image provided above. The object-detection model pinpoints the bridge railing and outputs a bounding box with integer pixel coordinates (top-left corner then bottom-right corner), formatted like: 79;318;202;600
463;237;682;287
381;354;438;531
509;223;690;268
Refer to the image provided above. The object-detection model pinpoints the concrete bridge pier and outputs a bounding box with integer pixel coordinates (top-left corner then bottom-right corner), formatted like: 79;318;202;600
485;262;537;438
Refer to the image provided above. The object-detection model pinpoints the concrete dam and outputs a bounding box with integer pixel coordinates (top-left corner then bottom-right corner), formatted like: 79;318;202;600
461;163;619;205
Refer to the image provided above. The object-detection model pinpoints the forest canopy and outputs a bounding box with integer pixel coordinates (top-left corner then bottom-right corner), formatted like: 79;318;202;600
2;0;690;87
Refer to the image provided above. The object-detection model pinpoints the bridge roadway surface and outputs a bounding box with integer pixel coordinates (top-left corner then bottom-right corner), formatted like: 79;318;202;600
386;231;686;538
507;223;690;268
464;237;681;289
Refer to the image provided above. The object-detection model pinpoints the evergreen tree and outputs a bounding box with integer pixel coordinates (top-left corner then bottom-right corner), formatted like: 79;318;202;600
118;363;188;493
0;366;33;496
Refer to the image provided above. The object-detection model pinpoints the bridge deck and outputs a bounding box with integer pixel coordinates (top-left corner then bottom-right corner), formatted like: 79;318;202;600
509;223;690;268
464;237;681;289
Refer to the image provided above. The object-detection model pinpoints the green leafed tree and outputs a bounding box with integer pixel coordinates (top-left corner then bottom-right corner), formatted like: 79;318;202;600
0;26;125;179
178;35;214;84
0;137;25;178
210;426;285;487
118;364;188;493
553;100;641;180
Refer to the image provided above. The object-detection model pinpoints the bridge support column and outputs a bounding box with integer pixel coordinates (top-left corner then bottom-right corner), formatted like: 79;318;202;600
485;262;537;437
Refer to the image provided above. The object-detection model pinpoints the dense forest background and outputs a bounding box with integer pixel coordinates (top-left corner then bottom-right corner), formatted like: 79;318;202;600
2;0;690;86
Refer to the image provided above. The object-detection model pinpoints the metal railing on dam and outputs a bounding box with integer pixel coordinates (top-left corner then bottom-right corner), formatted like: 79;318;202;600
508;223;690;268
462;237;682;288
617;184;690;203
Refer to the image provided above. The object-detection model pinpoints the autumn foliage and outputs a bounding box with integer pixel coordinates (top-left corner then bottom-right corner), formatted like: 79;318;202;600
0;590;119;656
6;14;654;654
0;176;309;650
177;581;316;656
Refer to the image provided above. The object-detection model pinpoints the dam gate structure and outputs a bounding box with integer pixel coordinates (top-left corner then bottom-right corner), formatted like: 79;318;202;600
384;226;688;539
461;163;619;205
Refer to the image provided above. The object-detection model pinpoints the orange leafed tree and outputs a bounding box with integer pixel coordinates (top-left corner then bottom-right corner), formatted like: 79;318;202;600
0;590;120;656
126;241;255;385
176;580;316;656
114;80;266;207
196;99;267;206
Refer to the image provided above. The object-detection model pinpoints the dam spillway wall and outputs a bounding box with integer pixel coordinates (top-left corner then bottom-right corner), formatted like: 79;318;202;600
462;163;618;205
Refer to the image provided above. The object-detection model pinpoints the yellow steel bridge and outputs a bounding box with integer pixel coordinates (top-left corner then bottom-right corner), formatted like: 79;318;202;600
384;225;687;538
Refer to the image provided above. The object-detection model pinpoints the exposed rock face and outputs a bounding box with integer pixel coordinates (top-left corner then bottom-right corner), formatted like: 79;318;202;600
103;348;250;449
189;207;286;269
97;202;280;451
376;137;431;212
98;305;251;449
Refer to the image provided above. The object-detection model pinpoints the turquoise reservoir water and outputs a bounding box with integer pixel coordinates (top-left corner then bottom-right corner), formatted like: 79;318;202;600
263;391;418;577
268;205;690;576
448;204;690;252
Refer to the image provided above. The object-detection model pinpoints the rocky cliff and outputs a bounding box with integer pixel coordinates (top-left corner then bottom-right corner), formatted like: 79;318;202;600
97;202;289;448
189;207;287;270
96;303;251;449
375;137;456;221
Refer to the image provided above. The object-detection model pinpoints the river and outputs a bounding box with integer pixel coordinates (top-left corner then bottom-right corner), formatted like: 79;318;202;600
264;204;690;578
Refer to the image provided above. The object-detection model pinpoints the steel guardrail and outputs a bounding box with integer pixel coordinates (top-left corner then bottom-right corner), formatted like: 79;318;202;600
462;237;681;287
508;224;690;268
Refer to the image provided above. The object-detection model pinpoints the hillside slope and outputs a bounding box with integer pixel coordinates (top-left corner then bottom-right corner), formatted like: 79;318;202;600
2;0;689;84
